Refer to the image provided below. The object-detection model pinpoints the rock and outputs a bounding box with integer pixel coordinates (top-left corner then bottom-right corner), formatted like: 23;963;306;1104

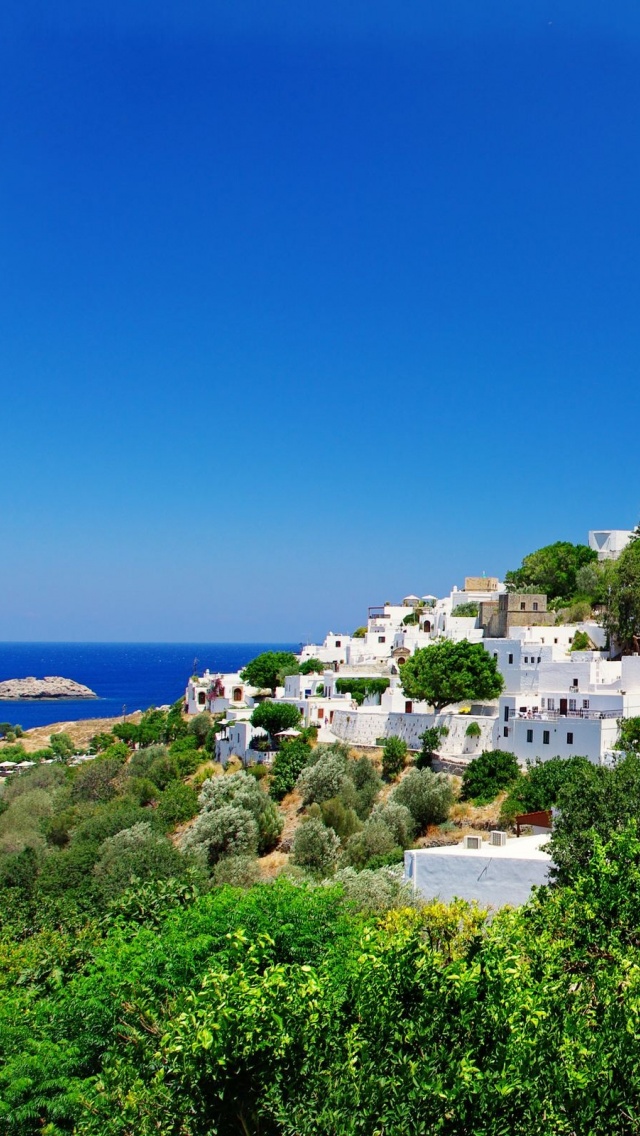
0;676;97;700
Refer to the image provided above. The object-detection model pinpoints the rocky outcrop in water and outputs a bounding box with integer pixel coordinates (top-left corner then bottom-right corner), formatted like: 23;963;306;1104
0;676;97;700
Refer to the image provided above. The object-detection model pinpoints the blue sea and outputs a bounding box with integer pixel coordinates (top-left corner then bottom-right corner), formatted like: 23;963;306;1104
0;643;299;731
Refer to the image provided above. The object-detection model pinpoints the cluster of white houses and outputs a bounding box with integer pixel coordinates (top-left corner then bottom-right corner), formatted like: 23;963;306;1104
186;528;638;771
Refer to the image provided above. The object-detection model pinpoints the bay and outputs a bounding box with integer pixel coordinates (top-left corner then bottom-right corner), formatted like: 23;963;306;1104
0;643;299;730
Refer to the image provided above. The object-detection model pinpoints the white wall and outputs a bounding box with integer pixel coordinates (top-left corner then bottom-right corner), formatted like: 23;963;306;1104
405;838;551;907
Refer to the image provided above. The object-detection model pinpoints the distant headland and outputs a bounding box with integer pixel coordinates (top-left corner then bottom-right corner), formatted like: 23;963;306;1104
0;676;97;700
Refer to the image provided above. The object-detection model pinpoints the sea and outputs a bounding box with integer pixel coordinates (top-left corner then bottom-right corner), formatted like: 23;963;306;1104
0;643;299;731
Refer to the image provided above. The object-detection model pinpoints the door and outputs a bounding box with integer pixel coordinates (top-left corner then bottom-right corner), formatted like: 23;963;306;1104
559;698;568;715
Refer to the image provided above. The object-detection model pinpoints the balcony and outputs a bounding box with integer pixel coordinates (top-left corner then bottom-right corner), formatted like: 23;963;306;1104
512;709;619;721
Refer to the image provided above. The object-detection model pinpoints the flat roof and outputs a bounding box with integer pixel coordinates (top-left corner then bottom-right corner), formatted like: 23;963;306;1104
410;834;551;861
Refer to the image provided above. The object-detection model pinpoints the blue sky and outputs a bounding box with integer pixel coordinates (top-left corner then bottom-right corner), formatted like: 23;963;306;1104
2;1;640;642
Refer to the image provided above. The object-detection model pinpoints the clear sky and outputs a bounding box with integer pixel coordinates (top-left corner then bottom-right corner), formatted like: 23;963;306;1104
2;1;640;642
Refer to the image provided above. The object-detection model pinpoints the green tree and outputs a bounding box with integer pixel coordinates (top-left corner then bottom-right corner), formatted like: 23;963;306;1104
299;658;325;674
460;749;520;802
451;601;479;618
190;771;283;855
391;767;454;830
188;712;213;747
570;629;591;651
269;741;313;800
335;677;390;705
602;538;640;653
382;735;408;780
48;732;75;759
415;725;449;769
240;651;300;692
318;797;362;843
93;822;191;901
352;626;366;638
500;755;591;826
505;540;597;601
615;717;640;756
400;641;503;712
250;700;301;743
292;817;340;874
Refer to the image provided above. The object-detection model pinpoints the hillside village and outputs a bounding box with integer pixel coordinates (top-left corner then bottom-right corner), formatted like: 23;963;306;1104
188;527;636;771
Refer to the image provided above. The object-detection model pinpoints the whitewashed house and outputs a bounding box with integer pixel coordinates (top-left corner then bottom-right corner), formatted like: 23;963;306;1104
186;671;259;715
589;529;634;561
405;833;552;908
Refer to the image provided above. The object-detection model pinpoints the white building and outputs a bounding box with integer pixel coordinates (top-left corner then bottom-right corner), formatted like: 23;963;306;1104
186;671;259;715
404;833;552;907
589;529;634;561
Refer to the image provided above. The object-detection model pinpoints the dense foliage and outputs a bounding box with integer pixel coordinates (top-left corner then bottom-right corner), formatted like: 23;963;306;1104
335;677;390;705
239;651;300;692
6;828;640;1134
460;748;521;802
602;537;640;653
250;700;302;740
399;640;504;712
381;735;408;780
505;540;597;601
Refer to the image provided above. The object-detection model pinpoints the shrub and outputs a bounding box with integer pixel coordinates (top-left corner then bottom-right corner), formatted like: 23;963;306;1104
460;750;520;802
48;732;76;759
451;601;479;618
334;866;413;912
70;756;123;804
183;804;259;866
192;772;283;854
415;726;449;769
299;658;325;675
499;755;591;828
319;797;363;844
392;768;454;830
465;721;482;738
349;755;382;818
270;741;313;800
335;678;390;706
246;762;269;781
212;855;260;888
570;630;591;652
93;822;190;901
342;818;400;869
157;781;199;827
297;753;350;806
125;777;159;807
370;801;416;848
382;736;408;781
291;818;340;875
187;713;213;747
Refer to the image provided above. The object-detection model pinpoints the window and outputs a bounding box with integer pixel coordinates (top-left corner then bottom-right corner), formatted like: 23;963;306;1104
520;602;526;611
508;653;514;664
335;640;341;648
548;698;555;710
526;729;533;743
494;652;498;660
533;602;539;612
554;638;558;644
567;732;574;744
543;730;550;745
569;699;577;711
504;726;509;737
233;688;242;702
524;656;528;664
504;706;510;722
405;701;412;713
197;691;206;705
573;678;578;688
541;698;546;709
317;707;324;719
537;656;541;664
378;636;386;644
583;699;590;710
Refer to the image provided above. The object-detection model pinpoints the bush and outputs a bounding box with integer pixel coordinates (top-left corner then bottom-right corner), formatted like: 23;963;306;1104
93;822;190;901
370;801;416;848
342;818;400;870
299;658;325;675
157;781;199;827
291;818;340;875
125;777;159;807
570;630;591;652
334;866;413;912
349;755;382;818
465;721;482;738
415;726;449;769
335;678;390;706
319;797;362;844
392;768;454;830
48;732;76;759
382;736;408;781
183;804;259;866
190;772;283;855
187;712;213;747
270;741;313;800
70;756;123;804
499;755;591;828
297;752;350;806
460;750;521;802
212;855;260;887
